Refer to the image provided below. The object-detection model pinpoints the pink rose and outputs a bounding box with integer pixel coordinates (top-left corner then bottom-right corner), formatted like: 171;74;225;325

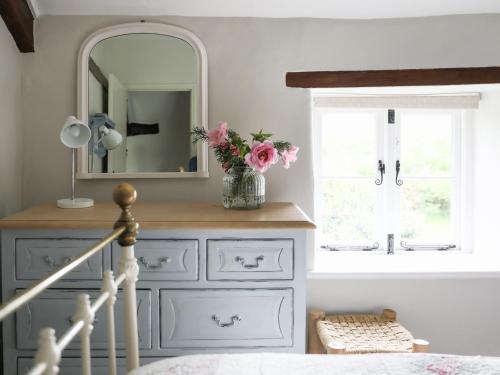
280;145;299;169
207;121;228;147
244;141;278;172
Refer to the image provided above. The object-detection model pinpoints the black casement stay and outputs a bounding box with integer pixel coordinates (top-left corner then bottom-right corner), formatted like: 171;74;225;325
321;243;380;251
322;242;456;252
400;242;457;251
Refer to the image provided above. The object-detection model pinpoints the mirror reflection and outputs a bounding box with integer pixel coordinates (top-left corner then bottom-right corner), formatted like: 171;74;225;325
88;33;198;173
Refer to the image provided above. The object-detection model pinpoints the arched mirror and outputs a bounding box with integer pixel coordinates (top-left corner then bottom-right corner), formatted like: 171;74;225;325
77;23;208;178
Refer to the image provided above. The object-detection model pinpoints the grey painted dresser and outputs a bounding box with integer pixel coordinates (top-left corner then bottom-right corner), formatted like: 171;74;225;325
0;202;314;374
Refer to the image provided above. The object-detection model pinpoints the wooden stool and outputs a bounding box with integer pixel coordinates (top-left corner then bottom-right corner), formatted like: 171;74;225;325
308;309;430;354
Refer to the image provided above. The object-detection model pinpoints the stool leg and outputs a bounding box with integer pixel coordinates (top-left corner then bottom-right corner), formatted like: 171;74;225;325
413;339;430;353
308;310;326;354
382;309;397;321
327;342;346;355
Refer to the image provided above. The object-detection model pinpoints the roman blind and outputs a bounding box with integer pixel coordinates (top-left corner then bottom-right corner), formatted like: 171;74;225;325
313;94;480;109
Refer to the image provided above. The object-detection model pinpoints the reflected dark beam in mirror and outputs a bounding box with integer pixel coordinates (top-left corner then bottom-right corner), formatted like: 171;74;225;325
87;33;198;174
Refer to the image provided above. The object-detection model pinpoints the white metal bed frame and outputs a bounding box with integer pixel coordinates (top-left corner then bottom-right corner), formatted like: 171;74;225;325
0;183;141;375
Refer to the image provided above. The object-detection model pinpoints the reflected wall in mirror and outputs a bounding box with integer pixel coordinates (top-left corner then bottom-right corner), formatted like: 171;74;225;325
78;23;208;178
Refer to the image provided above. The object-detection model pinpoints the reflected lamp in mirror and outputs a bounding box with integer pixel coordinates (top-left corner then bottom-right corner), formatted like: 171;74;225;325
97;126;123;150
58;116;94;209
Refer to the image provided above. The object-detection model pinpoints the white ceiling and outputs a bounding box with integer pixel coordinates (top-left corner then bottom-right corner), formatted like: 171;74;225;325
28;0;500;19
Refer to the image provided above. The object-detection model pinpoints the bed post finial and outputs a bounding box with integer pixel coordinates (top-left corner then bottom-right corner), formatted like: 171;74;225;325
114;183;140;371
113;183;139;246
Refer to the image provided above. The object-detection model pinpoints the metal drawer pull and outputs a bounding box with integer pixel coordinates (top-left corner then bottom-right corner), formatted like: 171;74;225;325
43;255;74;269
138;256;171;269
234;255;264;269
212;314;242;327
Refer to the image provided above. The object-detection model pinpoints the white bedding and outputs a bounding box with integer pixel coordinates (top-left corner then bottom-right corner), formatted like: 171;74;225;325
129;352;500;375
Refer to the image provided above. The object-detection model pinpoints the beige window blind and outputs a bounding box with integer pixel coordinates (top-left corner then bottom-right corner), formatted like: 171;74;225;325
313;94;480;109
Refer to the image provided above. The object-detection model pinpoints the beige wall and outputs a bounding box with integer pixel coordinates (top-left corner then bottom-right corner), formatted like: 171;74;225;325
19;14;500;355
0;19;23;216
308;278;500;356
21;14;500;212
473;91;500;253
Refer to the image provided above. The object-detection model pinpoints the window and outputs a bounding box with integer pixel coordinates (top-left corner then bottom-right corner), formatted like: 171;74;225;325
313;96;475;253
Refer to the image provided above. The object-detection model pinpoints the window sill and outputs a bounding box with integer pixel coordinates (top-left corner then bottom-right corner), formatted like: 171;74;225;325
308;251;500;279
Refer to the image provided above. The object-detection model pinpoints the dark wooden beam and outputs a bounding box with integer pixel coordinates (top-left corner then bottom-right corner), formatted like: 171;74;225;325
286;67;500;88
0;0;34;52
89;57;109;91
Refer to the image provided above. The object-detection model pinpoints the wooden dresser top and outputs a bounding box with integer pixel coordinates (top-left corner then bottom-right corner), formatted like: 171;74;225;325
0;202;315;230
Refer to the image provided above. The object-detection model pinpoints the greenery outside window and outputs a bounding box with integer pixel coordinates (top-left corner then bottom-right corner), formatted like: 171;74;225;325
312;95;476;253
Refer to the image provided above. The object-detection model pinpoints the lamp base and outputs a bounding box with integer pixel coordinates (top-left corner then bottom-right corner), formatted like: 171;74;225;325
57;198;94;209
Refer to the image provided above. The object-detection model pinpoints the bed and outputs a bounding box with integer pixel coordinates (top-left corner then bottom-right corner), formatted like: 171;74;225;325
129;352;500;375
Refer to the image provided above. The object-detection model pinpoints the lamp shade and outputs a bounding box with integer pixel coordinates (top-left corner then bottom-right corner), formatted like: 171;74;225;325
100;127;123;150
60;116;91;148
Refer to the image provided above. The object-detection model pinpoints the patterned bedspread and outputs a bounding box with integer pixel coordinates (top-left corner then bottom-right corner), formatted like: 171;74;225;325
129;353;500;375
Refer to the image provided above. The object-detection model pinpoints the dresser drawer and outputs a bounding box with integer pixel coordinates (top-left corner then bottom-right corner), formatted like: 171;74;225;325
16;289;151;350
160;289;293;348
207;240;293;280
15;239;105;280
113;240;198;281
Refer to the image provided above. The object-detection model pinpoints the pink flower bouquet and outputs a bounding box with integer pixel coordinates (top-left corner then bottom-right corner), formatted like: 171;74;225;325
193;122;299;209
192;122;299;173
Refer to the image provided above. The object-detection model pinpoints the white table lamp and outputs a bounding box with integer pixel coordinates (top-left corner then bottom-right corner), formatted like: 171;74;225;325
57;116;94;209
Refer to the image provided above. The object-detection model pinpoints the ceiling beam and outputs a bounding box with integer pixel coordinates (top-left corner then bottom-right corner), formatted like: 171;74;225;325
0;0;34;52
286;67;500;88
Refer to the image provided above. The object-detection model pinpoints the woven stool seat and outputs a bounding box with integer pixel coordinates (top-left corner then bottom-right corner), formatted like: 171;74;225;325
316;309;415;354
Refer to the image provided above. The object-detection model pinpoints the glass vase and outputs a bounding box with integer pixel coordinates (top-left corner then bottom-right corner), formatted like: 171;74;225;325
222;167;265;209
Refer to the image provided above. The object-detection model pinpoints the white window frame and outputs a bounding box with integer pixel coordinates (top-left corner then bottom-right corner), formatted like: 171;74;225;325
313;106;473;254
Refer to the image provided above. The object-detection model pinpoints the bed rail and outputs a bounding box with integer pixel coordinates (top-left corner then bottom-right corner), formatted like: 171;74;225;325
0;183;140;375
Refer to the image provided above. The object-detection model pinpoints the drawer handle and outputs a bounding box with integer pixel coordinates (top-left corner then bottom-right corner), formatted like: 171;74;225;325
234;255;264;269
43;255;74;269
138;256;171;269
212;314;242;327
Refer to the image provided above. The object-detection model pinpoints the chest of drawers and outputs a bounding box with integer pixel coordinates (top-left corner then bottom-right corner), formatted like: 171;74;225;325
0;202;314;374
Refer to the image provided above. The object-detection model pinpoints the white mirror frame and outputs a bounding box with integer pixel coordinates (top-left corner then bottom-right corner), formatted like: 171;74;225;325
77;22;208;179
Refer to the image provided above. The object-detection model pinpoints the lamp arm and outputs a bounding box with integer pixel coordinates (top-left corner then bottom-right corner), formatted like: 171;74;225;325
71;148;75;201
92;126;108;153
95;135;105;146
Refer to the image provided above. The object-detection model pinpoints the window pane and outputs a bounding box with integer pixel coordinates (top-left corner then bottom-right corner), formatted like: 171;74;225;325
321;112;377;177
401;112;453;177
320;179;376;244
400;180;452;242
